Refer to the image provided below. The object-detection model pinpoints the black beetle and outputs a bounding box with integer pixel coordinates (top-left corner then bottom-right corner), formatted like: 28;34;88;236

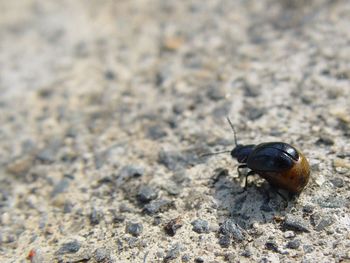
204;118;310;194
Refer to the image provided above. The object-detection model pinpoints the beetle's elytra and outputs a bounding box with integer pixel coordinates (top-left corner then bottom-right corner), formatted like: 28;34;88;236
204;118;310;194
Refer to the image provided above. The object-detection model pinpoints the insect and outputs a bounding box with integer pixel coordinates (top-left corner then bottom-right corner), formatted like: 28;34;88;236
204;117;310;194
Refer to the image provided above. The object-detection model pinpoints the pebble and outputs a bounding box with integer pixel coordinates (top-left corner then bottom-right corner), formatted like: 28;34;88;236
302;205;314;214
181;254;191;262
191;219;210;234
164;217;183;236
315;216;334;231
51;178;70;198
143;199;174;215
265;240;279;252
158;150;199;171
116;165;144;186
283;231;295;238
317;196;346;208
6;156;33;176
126;222;143;237
94;248;111;262
303;245;315;254
245;107;265;120
164;243;182;262
158;150;187;171
147;125;167;140
220;219;245;241
330;178;344;188
316;136;334;146
90;208;103;225
241;249;252;258
36;139;62;163
162;181;182;196
283;215;310;233
218;234;231;248
56;240;81;255
194;257;204;263
206;86;225;101
286;239;301;249
137;185;158;203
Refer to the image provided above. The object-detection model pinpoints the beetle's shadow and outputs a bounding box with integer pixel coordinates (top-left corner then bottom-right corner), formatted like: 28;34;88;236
211;168;295;228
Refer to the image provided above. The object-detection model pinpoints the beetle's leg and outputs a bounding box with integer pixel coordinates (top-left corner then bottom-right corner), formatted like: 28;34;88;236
244;170;256;190
237;164;247;177
237;169;255;194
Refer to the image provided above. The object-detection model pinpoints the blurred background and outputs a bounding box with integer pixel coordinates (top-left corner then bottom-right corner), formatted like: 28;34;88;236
0;0;349;262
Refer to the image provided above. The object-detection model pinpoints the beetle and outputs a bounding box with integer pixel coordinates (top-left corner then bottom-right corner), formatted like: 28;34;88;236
204;117;310;194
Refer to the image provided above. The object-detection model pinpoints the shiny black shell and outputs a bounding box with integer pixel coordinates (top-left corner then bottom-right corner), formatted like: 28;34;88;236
246;142;299;172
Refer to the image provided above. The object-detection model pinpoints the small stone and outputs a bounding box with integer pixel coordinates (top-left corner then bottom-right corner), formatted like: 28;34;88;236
36;139;62;163
94;248;111;262
143;199;174;215
283;215;310;233
56;240;81;255
116;165;144;186
243;85;260;97
137;186;158;203
153;216;162;226
158;150;186;171
303;245;314;254
330;178;344;188
241;249;252;258
265;240;279;252
51;178;70;198
315;216;334;231
147;125;167;140
316;136;334;146
127;237;138;248
244;107;265;120
218;235;231;248
181;254;191;262
90;208;103;225
317;195;346;208
286;239;301;249
207;86;225;101
191;219;210;234
220;219;245;241
126;222;143;237
104;70;116;80
302;205;314;214
158;149;200;171
283;231;295;238
163;243;182;262
112;214;125;223
119;203;133;213
63;201;73;213
194;257;204;263
164;217;183;236
163;182;182;196
6;156;33;176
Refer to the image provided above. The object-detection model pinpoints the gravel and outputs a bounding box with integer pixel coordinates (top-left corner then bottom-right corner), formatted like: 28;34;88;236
126;222;143;237
137;185;158;203
283;215;310;233
55;240;81;255
1;0;350;262
191;219;210;234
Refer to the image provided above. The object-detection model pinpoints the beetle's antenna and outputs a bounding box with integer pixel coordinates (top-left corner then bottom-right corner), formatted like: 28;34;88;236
200;150;231;157
226;117;238;146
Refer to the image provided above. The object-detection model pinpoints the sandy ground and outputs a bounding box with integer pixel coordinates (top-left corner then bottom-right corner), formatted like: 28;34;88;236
0;0;350;262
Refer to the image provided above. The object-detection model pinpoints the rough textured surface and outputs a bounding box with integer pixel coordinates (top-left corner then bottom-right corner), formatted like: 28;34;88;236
0;0;350;262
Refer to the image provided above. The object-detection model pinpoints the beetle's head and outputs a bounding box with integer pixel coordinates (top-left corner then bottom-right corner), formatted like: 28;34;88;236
231;144;255;163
